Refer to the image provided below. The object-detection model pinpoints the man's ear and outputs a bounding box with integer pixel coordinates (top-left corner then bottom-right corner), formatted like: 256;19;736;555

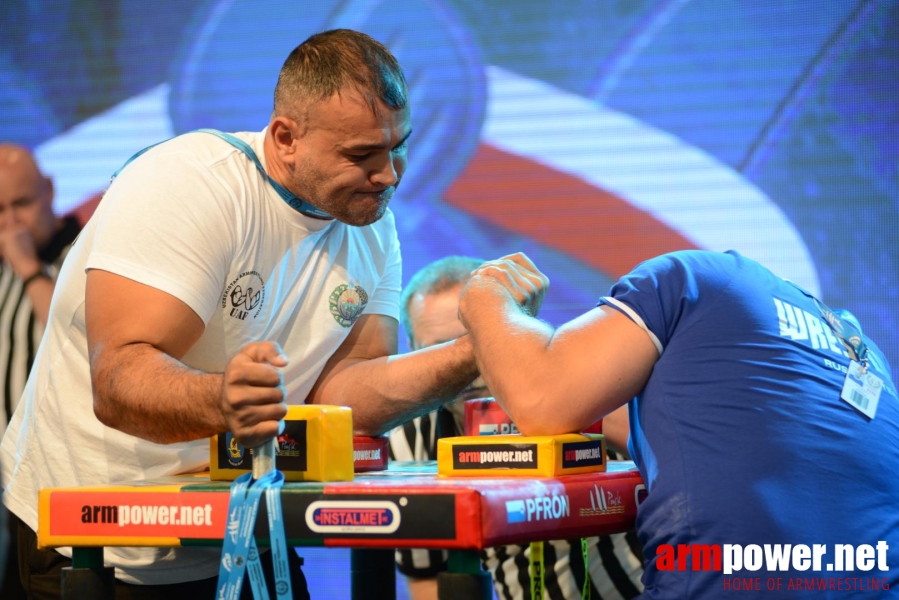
43;175;55;206
269;117;298;159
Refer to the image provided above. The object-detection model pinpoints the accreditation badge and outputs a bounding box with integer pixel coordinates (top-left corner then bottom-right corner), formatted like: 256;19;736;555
841;360;882;420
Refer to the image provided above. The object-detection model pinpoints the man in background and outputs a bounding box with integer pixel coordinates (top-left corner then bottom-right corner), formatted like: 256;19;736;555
390;256;643;600
0;144;82;600
0;145;81;431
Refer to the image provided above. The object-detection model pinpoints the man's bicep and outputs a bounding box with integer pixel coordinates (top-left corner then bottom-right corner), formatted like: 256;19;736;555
85;269;205;361
306;313;398;404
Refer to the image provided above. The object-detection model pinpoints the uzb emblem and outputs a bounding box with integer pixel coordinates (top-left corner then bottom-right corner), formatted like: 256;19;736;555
329;284;369;327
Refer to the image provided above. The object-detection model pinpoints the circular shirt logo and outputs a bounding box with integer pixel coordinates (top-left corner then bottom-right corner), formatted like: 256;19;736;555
865;374;882;390
222;270;265;321
329;284;369;327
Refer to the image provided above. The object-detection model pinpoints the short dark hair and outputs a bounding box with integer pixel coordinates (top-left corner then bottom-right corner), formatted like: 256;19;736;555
400;256;484;339
274;29;407;117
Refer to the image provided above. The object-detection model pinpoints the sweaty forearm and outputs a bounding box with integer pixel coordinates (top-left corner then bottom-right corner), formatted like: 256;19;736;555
462;290;561;432
466;292;653;436
91;342;226;444
311;336;479;436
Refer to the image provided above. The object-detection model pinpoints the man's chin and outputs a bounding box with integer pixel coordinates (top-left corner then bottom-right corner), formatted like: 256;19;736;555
341;198;390;227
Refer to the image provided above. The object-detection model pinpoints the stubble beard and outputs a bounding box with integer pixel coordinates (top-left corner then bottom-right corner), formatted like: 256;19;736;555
292;165;394;227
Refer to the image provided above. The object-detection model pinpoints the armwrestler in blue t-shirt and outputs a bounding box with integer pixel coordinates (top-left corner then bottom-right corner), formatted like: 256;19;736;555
459;250;899;599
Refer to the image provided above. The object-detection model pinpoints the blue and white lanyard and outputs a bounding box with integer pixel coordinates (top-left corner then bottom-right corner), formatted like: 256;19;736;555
111;129;332;219
814;298;869;370
216;469;293;600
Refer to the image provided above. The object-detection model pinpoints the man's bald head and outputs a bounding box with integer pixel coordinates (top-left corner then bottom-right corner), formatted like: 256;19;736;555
0;144;42;181
0;144;58;249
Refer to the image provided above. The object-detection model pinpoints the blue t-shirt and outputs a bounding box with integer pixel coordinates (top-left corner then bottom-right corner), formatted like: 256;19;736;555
599;250;899;598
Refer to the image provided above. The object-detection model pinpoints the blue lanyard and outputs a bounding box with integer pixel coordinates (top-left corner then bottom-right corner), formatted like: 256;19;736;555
110;129;332;219
217;470;293;600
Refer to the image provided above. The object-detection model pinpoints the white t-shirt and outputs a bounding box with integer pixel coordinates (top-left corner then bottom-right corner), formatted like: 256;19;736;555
0;130;402;584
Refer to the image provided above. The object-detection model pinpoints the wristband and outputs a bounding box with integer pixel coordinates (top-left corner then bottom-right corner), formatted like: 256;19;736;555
21;265;51;288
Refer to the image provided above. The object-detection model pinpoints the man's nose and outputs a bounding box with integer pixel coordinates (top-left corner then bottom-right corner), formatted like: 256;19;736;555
371;155;399;188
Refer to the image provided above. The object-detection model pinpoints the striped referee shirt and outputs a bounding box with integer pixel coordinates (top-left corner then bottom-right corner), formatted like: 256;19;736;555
0;216;81;440
388;408;645;600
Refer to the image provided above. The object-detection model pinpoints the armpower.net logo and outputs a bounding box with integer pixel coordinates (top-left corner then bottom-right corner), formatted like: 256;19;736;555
658;541;892;593
80;503;214;527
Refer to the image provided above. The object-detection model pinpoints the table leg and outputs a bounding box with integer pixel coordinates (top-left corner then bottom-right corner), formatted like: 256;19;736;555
62;547;115;599
351;548;396;600
437;550;493;600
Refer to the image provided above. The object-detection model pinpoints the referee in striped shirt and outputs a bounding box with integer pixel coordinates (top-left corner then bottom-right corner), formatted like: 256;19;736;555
0;144;82;599
389;256;644;600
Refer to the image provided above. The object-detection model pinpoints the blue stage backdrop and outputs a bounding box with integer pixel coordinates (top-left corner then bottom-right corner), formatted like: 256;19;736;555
2;0;897;595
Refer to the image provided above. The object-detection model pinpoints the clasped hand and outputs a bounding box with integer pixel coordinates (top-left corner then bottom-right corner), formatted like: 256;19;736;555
460;252;550;324
221;341;289;448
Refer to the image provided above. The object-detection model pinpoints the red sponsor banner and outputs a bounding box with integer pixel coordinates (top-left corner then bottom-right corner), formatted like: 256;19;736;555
45;490;229;542
39;462;642;550
479;467;642;547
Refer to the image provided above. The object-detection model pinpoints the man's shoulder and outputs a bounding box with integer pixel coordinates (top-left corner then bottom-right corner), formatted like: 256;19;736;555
131;130;260;172
106;131;265;213
632;250;773;296
642;249;743;275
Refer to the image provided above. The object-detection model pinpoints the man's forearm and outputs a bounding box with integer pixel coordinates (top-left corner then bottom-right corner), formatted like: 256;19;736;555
92;342;226;444
465;290;655;436
462;290;562;433
310;335;479;436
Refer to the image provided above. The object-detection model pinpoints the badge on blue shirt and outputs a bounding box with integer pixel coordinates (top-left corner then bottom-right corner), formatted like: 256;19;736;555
841;360;883;420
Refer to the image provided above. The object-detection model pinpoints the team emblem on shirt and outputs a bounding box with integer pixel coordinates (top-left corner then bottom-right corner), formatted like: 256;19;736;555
222;270;266;321
329;284;369;327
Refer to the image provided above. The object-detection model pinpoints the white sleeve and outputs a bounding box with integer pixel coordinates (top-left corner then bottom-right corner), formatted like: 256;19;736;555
363;213;402;321
85;148;238;324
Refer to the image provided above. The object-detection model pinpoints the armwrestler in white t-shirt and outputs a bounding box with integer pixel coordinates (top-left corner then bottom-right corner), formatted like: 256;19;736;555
0;30;548;595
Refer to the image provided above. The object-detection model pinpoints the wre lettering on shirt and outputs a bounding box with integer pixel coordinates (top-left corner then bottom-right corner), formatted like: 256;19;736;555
773;298;849;358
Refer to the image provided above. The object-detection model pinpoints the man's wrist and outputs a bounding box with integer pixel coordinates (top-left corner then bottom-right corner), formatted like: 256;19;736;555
21;264;52;288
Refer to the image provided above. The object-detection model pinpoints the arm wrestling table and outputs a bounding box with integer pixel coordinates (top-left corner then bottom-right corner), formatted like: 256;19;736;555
38;460;644;599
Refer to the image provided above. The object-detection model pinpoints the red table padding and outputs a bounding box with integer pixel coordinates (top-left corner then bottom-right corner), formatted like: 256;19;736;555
39;461;643;550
